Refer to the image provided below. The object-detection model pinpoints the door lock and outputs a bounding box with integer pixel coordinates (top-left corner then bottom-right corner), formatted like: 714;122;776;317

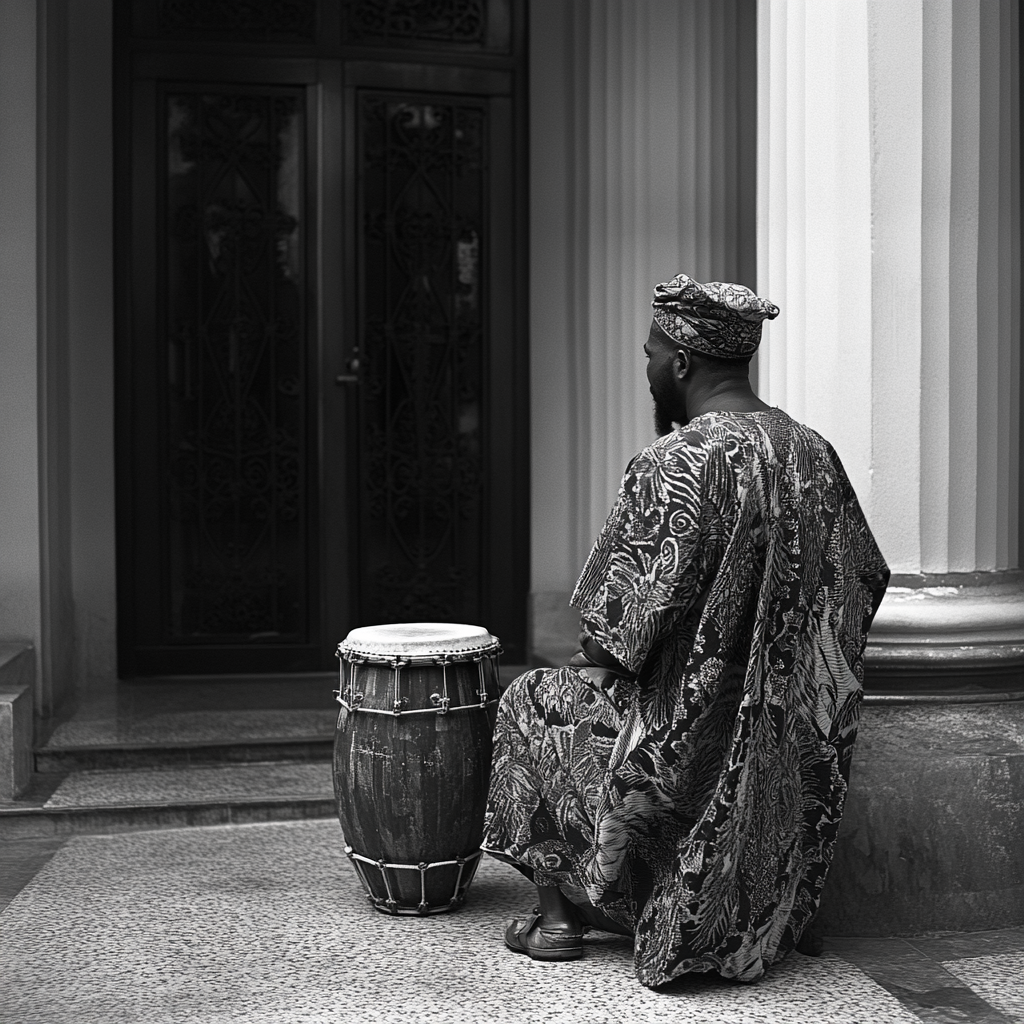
335;356;360;385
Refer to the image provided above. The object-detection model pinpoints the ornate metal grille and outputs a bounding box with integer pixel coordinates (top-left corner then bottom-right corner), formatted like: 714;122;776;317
163;91;308;641
343;0;486;44
157;0;317;40
358;95;487;623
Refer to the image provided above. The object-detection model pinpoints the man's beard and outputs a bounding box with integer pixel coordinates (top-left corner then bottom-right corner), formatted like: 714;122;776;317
653;398;677;437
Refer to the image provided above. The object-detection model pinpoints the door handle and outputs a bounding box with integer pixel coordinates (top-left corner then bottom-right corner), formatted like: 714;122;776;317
335;357;360;385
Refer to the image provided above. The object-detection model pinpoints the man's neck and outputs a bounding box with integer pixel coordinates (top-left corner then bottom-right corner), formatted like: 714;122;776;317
685;380;771;421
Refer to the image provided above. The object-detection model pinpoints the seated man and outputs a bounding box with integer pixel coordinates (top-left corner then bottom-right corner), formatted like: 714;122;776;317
481;273;889;988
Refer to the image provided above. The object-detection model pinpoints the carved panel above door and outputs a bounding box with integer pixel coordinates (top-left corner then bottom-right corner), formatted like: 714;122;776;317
341;0;510;52
343;0;485;45
158;1;318;40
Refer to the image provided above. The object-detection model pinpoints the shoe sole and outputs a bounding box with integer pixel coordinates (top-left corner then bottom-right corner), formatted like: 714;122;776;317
504;937;583;962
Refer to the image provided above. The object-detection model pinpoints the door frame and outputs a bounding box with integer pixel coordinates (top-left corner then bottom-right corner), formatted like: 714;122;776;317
113;4;529;676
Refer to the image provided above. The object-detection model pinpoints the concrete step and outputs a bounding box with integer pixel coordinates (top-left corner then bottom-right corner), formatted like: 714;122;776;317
35;736;334;773
0;761;336;841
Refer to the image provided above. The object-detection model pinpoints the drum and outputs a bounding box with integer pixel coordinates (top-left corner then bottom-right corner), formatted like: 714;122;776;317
333;622;501;915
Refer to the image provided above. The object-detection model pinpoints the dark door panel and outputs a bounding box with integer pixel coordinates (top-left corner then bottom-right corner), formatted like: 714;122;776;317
340;75;524;659
122;66;331;676
352;85;490;627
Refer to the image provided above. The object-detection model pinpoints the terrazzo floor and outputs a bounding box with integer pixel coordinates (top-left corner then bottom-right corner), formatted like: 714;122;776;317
2;819;1021;1024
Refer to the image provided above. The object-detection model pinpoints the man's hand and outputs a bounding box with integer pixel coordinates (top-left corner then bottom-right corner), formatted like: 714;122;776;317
572;627;631;675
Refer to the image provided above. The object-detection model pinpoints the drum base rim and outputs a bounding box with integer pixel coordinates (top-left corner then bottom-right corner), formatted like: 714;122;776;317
364;893;468;916
345;845;483;917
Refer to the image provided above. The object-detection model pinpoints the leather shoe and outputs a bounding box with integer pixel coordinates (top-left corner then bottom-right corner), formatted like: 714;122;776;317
504;911;584;962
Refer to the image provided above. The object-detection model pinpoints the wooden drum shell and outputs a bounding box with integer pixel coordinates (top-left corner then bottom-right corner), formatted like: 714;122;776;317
333;655;499;915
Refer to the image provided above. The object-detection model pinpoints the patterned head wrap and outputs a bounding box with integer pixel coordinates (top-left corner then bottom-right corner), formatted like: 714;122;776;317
652;273;779;359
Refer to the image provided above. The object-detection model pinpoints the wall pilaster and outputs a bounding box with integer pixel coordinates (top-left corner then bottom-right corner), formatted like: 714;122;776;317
528;0;756;659
0;0;78;719
0;1;42;703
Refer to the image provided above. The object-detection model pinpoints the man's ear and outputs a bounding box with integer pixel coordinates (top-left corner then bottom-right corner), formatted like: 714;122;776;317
674;346;691;379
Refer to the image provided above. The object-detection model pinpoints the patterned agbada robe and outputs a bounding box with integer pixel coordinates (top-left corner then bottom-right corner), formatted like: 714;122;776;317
482;408;889;987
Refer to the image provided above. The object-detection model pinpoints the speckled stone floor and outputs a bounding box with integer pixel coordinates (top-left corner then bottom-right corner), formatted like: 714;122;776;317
1;819;1021;1024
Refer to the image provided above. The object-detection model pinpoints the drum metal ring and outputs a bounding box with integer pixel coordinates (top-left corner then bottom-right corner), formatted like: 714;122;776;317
335;646;501;717
344;845;481;915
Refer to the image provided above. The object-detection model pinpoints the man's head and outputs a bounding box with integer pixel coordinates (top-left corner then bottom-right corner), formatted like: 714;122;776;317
646;273;778;434
645;321;754;434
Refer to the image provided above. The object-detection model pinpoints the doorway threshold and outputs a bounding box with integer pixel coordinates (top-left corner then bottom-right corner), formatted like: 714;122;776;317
36;673;340;772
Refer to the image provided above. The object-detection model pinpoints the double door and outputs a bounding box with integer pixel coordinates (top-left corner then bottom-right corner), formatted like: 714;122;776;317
117;51;526;675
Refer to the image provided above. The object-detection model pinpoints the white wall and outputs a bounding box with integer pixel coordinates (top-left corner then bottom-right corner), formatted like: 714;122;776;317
0;0;116;715
0;1;42;686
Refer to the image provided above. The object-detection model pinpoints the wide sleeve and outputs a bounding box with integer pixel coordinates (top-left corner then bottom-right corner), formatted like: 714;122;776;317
570;435;709;675
825;442;890;633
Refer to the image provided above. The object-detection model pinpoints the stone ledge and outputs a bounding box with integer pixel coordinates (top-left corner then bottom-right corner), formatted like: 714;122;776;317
0;643;34;800
0;796;336;842
820;699;1024;936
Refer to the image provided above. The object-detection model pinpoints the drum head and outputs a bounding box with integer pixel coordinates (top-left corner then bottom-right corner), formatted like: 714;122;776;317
338;622;499;661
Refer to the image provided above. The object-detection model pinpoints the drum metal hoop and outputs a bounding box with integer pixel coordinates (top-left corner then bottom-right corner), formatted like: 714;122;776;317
334;649;501;717
344;846;482;916
336;644;503;668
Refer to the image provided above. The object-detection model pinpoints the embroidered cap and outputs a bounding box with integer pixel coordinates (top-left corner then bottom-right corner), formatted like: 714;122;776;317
652;273;779;359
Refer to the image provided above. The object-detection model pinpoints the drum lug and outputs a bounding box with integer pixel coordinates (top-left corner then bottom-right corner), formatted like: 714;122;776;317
392;697;408;715
476;688;489;707
430;693;450;715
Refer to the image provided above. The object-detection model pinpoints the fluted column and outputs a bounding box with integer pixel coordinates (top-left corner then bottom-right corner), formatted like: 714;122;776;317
758;0;1020;575
529;0;756;658
758;0;1023;935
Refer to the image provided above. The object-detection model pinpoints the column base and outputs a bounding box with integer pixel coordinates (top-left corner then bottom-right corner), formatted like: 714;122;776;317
0;644;34;801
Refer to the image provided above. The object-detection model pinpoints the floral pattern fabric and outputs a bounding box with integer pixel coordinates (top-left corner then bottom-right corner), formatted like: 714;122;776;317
481;409;889;988
651;273;779;358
